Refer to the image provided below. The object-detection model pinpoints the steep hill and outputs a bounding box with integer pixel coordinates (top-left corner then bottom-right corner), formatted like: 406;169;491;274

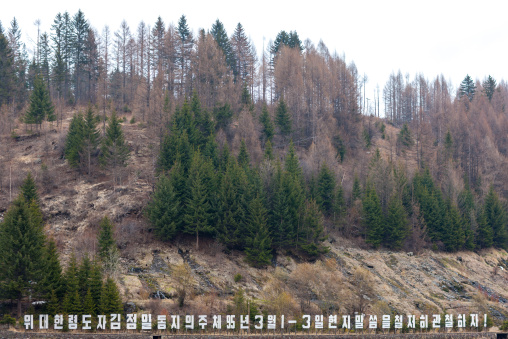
1;111;507;329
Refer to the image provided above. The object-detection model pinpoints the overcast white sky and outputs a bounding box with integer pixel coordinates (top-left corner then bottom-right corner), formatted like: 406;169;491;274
1;0;507;109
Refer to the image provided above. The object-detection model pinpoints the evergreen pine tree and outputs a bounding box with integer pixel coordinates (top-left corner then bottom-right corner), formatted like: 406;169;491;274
264;139;274;160
316;163;336;216
78;255;92;298
0;28;15;106
284;141;302;179
47;289;60;315
39;239;64;300
158;131;192;173
269;163;292;250
82;104;100;175
260;104;274;141
275;98;291;136
82;288;95;316
146;174;181;241
63;254;82;315
0;195;46;317
352;175;362;201
459;75;476;102
363;185;385;248
65;113;85;169
184;152;214;250
444;129;453;157
237;139;250;168
25;74;54;128
98;216;116;260
213;103;233;130
483;75;497;102
442;200;465;251
398;123;414;148
484;186;508;249
100;111;130;184
20;171;39;204
385;194;408;250
210;19;235;72
476;208;493;249
298;199;328;257
334;184;345;219
89;262;103;315
241;83;251;106
245;196;272;267
100;278;123;314
218;159;248;249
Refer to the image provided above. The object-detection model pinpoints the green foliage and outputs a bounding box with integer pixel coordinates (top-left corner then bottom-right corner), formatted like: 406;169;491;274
483;75;497;102
352;175;362;201
40;240;64;300
63;254;82;315
184;152;215;249
379;122;386;139
25;74;55;126
213;103;233;130
245;196;272;267
334;184;345;218
78;255;92;297
264;139;274;160
459;74;476;102
0;195;46;314
146;174;181;240
363;127;372;148
100;111;130;175
275;98;291;136
363;185;385;248
150;95;332;262
241;83;251;106
316;163;335;216
333;134;346;163
234;273;242;283
100;278;123;314
46;289;60;315
271;30;303;55
298;200;328;257
210;19;235;72
384;194;408;250
0;29;15;107
82;105;101;174
218;159;249;249
89;262;104;314
284;141;302;178
260;104;274;141
398;123;413;148
98;216;116;259
484;186;508;249
20;172;39;205
0;314;16;326
444;129;453;158
82;288;95;316
237;139;250;168
65;113;85;168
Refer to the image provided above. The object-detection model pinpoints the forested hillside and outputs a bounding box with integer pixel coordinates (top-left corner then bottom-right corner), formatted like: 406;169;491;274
1;10;508;327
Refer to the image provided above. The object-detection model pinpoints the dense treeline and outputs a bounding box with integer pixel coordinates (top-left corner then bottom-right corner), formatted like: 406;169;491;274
145;93;508;263
146;92;328;266
0;10;361;151
2;10;508;261
0;173;123;318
